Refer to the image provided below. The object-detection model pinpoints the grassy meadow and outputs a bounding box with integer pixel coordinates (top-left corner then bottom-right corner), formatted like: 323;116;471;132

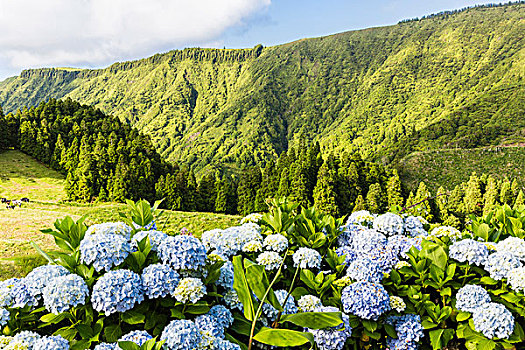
0;150;240;279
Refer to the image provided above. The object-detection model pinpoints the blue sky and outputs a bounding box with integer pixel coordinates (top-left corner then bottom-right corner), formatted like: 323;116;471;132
0;0;497;80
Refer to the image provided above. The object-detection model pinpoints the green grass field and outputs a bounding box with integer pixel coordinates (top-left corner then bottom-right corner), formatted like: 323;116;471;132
0;150;240;279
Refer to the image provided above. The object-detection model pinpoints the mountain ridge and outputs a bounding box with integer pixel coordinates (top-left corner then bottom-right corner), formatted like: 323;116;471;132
1;3;524;173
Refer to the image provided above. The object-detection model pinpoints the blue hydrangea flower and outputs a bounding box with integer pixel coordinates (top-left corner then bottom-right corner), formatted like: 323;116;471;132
404;216;427;237
12;331;41;350
346;210;375;227
256;251;283;270
212;339;241;350
373;213;404;236
161;319;202;350
158;235;207;270
507;267;525;294
388;235;422;260
472;302;514;339
351;229;388;255
132;230;168;251
33;335;69;350
92;270;144;316
94;343;116;350
79;233;132;272
309;306;351;350
335;246;357;266
43;274;89;314
496;237;525;261
449;239;489;266
173;278;206;304
208;305;234;329
293;248;322;269
141;264;180;299
201;224;262;257
455;284;491;313
362;244;399;274
341;282;391;320
118;330;152;346
386;314;424;350
263;289;297;321
0;278;37;309
223;290;243;312
484;251;522;280
24;265;70;300
297;295;322;312
347;257;384;283
85;222;132;239
263;234;288;252
0;308;9;327
338;223;366;247
216;261;234;290
195;314;225;339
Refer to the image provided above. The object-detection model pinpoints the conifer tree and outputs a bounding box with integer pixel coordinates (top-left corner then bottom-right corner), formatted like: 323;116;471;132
289;163;310;208
366;183;385;214
215;178;228;213
483;176;499;215
435;186;449;222
277;168;291;198
500;179;513;206
447;184;465;224
463;173;483;216
353;194;366;211
186;170;197;212
313;160;339;216
51;134;65;170
511;179;520;199
386;169;404;209
197;173;216;212
515;190;525;208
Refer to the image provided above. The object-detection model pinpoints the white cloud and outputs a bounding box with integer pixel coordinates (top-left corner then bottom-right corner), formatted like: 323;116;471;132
0;0;271;78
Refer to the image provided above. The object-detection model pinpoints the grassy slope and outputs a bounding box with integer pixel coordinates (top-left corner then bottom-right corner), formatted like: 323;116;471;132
0;5;523;174
397;145;525;192
0;150;240;278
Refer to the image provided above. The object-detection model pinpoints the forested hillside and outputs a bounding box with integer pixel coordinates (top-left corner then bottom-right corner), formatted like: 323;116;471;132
0;3;523;172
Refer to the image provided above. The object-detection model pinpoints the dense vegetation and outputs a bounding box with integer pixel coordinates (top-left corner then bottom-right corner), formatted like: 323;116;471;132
0;3;523;173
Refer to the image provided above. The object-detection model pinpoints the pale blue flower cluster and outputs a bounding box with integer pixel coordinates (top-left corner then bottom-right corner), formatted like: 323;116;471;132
507;267;525;294
386;314;424;350
133;220;157;231
455;285;491;313
335;246;357;265
24;265;70;300
119;330;152;346
240;213;263;225
346;210;375;227
161;319;202;350
208;305;234;329
201;224;262;257
337;223;365;247
429;226;461;241
347;257;384;283
472;303;514;339
263;234;288;252
363;244;399;274
33;335;69;350
79;233;132;272
195;314;225;343
403;216;427;237
341;282;391;320
293;247;321;269
484;251;522;280
449;239;489;266
223;290;243;312
309;306;352;350
141;264;179;299
496;237;525;261
0;308;9;327
12;331;41;350
132;230;168;251
92;270;144;316
42;274;89;314
256;251;283;271
158;235;207;270
351;229;388;255
94;343;116;350
217;261;234;290
297;295;322;312
263;289;297;321
0;278;37;309
212;338;241;350
85;222;132;239
173;278;206;304
373;213;405;236
388;235;422;260
242;240;263;253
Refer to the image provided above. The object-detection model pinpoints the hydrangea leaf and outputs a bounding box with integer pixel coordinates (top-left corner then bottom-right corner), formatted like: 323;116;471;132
253;327;314;346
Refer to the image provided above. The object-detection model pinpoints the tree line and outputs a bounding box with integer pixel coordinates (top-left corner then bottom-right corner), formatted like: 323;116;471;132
1;99;523;222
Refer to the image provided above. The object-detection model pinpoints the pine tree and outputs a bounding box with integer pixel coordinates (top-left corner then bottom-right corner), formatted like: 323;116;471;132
215;178;228;213
463;173;483;216
313;161;339;216
289;163;310;208
514;190;525;208
500;179;513;206
386;169;404;209
511;179;519;199
404;191;415;215
435;186;449;222
51;134;65;170
353;194;366;211
447;184;465;222
277;168;291;198
366;183;385;214
483;176;500;215
197;173;216;212
186;170;197;212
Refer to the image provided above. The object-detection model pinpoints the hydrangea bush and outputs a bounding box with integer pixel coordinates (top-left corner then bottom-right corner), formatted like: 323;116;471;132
1;199;525;350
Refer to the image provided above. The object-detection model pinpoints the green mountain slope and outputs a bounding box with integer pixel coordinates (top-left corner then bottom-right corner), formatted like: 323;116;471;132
1;4;524;172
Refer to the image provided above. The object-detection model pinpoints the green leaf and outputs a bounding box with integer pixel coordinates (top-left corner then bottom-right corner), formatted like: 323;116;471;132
429;329;454;350
122;310;145;325
456;311;471;322
104;324;122;342
232;255;256;321
279;312;342;329
253;327;314;346
117;341;141;350
384;323;397;338
244;258;282;311
362;319;378;333
421;240;448;270
40;313;66;324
